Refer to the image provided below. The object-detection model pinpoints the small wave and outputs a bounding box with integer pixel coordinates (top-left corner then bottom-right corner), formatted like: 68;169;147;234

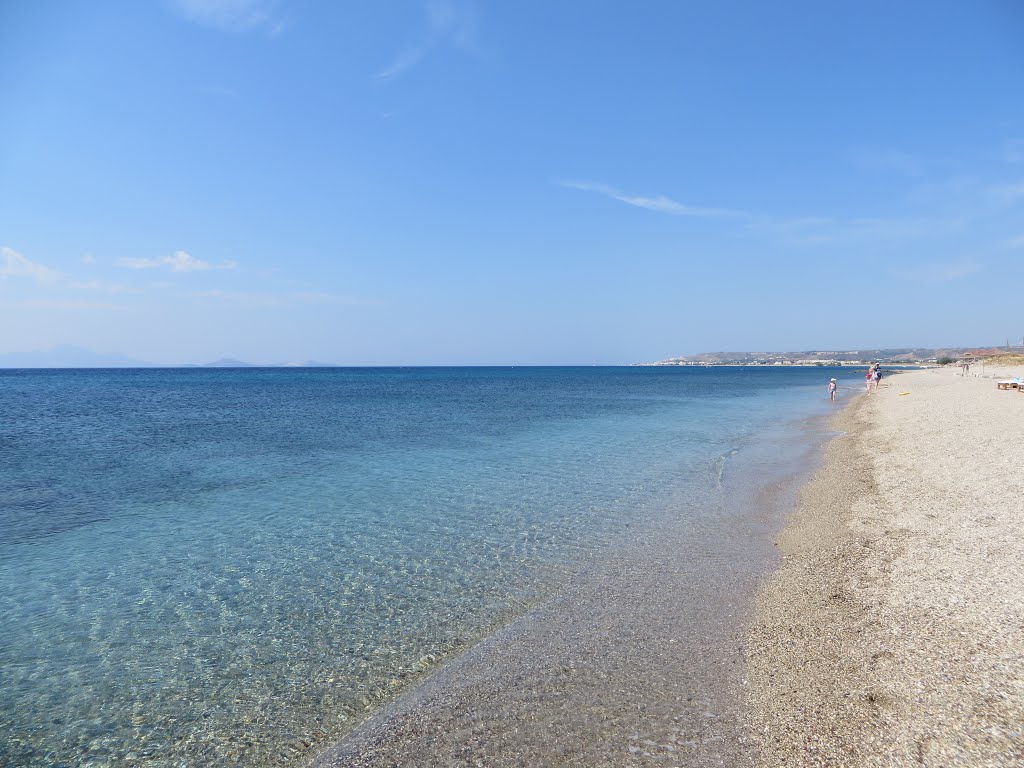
712;447;741;490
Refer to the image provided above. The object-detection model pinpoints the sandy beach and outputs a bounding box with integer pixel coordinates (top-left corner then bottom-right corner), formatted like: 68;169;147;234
749;366;1024;766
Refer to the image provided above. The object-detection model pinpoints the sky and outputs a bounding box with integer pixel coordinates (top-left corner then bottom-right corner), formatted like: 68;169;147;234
1;0;1023;365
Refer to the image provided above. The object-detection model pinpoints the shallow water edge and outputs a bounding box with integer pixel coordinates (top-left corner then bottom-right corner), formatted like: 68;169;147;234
309;403;849;767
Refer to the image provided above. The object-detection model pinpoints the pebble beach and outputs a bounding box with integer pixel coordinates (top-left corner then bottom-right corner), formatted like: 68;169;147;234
749;366;1024;766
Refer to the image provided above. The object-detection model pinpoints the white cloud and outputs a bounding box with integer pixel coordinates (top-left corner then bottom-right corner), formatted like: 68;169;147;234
560;181;746;219
378;0;477;80
893;261;981;282
169;0;280;34
82;253;96;265
119;250;238;273
120;257;161;270
0;247;62;283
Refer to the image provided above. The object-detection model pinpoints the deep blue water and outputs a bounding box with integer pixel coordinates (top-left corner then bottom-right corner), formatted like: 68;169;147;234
0;366;861;767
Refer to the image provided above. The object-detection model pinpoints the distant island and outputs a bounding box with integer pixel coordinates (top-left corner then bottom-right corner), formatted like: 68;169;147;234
188;358;340;368
639;346;1024;367
0;346;338;369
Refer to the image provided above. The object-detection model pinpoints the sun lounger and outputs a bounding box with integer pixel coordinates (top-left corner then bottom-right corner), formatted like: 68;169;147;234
997;378;1022;390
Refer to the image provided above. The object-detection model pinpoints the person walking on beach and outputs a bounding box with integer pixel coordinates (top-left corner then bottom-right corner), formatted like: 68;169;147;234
828;378;838;401
866;363;881;392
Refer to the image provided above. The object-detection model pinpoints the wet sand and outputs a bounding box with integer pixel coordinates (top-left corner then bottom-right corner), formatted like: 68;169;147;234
748;368;1024;766
310;422;832;767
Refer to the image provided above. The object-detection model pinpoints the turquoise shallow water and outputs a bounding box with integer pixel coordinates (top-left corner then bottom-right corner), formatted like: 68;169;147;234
0;366;860;767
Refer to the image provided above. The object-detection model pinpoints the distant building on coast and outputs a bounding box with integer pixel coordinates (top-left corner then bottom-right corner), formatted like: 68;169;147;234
637;346;1016;367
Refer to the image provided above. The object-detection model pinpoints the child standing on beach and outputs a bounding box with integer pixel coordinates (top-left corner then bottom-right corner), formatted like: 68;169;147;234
828;378;838;401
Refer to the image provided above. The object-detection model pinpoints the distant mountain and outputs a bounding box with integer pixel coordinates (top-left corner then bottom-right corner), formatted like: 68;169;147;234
198;358;339;367
0;345;156;368
201;357;256;368
0;347;346;368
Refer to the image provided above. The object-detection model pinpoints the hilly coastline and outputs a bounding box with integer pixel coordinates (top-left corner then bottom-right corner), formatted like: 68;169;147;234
641;346;1024;366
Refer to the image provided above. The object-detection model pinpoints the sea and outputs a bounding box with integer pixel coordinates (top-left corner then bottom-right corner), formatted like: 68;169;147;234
0;365;863;767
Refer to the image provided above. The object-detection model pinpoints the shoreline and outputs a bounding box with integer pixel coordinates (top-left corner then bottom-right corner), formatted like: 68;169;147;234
748;367;1024;765
308;395;841;766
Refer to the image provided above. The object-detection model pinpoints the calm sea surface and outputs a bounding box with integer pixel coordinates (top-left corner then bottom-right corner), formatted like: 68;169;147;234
0;366;860;767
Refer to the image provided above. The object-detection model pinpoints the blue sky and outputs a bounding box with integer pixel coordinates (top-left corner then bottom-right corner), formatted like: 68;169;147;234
2;0;1022;365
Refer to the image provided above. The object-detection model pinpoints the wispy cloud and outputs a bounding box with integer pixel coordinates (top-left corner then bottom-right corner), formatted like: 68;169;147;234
169;0;282;35
0;247;62;283
892;260;982;282
0;299;128;311
559;181;746;220
119;250;238;273
988;181;1024;207
1005;138;1024;164
561;180;971;246
72;280;139;294
190;289;284;308
190;289;378;308
849;148;928;177
1005;234;1024;249
82;253;96;265
773;215;964;245
291;291;354;304
377;0;477;80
